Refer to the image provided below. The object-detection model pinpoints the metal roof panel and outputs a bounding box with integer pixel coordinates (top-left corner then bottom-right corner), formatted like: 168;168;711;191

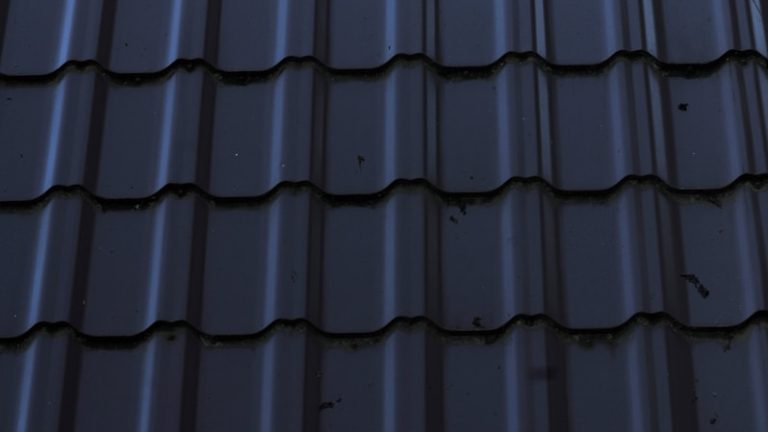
1;60;768;199
1;0;766;74
1;324;766;431
2;184;767;336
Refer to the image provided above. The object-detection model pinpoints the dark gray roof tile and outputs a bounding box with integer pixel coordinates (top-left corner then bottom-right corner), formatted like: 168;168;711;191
1;0;765;75
1;323;766;431
2;184;767;336
2;60;768;199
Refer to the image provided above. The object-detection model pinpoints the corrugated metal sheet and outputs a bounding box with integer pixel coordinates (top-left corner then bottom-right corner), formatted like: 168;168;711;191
1;0;767;74
2;184;767;336
2;323;767;432
3;59;768;199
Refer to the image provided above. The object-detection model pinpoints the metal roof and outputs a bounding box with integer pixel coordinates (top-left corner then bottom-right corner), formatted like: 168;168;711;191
2;59;768;200
2;184;768;336
1;0;768;430
1;0;767;74
2;323;767;432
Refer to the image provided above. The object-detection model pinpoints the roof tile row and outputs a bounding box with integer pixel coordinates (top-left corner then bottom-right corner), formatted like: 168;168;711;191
1;0;766;74
1;323;766;432
2;60;768;199
3;184;767;336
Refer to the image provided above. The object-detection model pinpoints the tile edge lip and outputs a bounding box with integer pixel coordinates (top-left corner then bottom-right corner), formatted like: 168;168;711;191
0;49;763;82
2;311;764;348
1;173;766;209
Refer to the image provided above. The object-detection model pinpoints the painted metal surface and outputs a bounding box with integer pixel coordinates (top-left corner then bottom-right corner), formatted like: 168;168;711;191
2;60;768;199
1;323;766;432
1;0;767;74
1;1;766;430
2;184;767;336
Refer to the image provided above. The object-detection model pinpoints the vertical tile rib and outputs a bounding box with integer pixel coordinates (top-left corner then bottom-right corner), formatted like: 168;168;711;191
738;64;759;173
424;334;445;432
663;330;700;430
617;194;641;317
273;0;290;61
307;0;329;326
268;71;287;187
382;200;398;322
533;59;553;182
28;205;53;331
539;155;564;322
57;3;116;428
607;64;630;178
532;0;548;59
646;0;663;59
643;58;665;173
499;194;516;319
545;332;570;432
381;8;399;321
422;0;439;186
494;0;512;183
153;0;183;191
137;339;159;432
56;0;77;67
146;40;179;323
624;333;651;432
263;199;282;327
145;203;168;326
424;0;437;63
178;333;201;432
181;201;206;431
301;335;323;432
0;0;10;62
423;4;444;422
384;0;398;61
42;78;68;196
382;336;399;432
56;338;83;432
502;335;526;432
721;60;747;174
257;338;277;432
301;3;329;429
13;339;38;432
422;7;445;413
179;2;221;430
309;0;329;189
